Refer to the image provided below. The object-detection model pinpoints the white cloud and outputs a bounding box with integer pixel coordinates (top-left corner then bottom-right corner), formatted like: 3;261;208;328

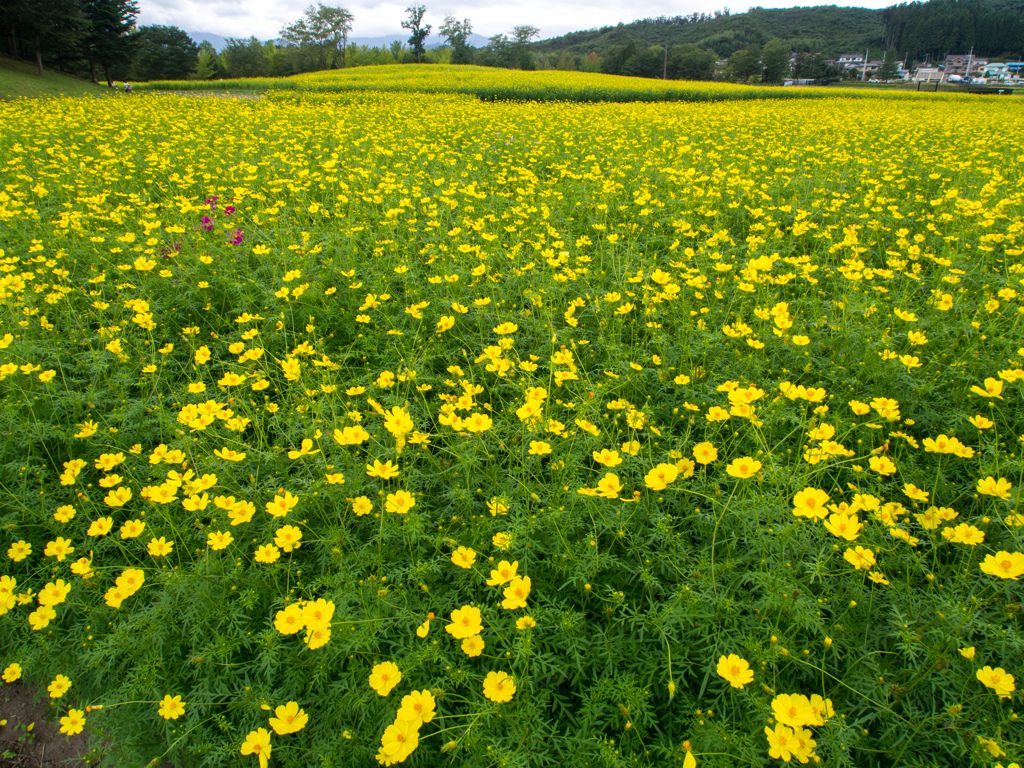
138;0;894;44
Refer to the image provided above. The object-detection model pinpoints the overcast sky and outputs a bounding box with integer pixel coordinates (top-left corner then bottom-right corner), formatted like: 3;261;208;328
137;0;893;42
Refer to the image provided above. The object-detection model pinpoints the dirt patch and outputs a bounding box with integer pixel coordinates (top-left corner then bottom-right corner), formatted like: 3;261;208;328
0;683;89;767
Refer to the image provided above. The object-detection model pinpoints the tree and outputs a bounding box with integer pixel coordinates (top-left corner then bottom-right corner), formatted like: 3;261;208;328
128;25;198;80
3;0;87;74
760;37;789;83
668;43;715;80
194;40;222;79
82;0;140;85
621;45;663;78
510;24;538;70
601;41;637;76
877;49;899;81
439;16;473;65
727;45;761;82
555;51;576;71
402;5;430;63
579;51;600;73
221;36;268;78
281;4;354;69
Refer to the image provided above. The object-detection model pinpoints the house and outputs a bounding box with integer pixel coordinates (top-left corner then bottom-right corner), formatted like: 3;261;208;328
837;53;864;69
944;54;987;77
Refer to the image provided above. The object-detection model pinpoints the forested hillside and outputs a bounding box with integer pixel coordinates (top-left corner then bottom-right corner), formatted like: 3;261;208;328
533;0;1024;60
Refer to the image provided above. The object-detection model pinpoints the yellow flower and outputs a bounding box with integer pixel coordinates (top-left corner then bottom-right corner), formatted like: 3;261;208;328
451;546;476;569
214;447;246;462
287;438;320;459
240;728;272;768
516;616;536;630
960;646;976;659
396;690;436;727
385;490;416;514
255;544;281;564
980;551;1024;580
47;674;71;698
273;525;303;553
843;546;877;571
350;496;373;516
483;671;516;703
716;654;754;689
3;662;23;683
269;701;307;735
970;377;1004;399
868;455;897;475
445;605;483;639
207;531;233;550
461;635;484;657
593;448;623;467
274;604;305;635
366;459;400;479
823;513;862;541
377;717;419;765
693;442;717;464
644;463;679;490
158;695;185;720
368;661;401;696
43;537;74;561
528;440;552;455
501;576;531;610
771;693;817;727
977;666;1016;698
59;708;86;736
792;487;830;520
977;476;1013;500
725;456;761;479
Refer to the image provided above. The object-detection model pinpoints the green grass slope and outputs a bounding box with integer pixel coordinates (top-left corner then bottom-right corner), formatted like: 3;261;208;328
0;56;109;100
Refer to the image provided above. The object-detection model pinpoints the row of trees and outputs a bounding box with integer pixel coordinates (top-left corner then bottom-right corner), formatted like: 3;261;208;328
882;0;1024;60
3;0;140;82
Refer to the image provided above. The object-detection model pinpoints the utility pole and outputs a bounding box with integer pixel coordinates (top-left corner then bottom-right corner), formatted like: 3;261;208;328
663;44;668;79
964;44;974;79
861;47;868;81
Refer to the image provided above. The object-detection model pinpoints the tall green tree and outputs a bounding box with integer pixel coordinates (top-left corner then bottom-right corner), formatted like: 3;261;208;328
281;4;354;69
510;24;539;70
128;25;198;81
877;49;899;81
194;40;223;79
3;0;87;74
668;43;716;80
728;44;761;82
439;16;473;65
760;37;790;83
82;0;140;85
621;45;663;78
402;5;430;63
221;36;268;78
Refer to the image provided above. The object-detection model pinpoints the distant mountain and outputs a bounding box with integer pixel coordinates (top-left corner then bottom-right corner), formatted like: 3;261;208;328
351;33;490;49
532;6;885;59
187;32;227;52
187;30;490;53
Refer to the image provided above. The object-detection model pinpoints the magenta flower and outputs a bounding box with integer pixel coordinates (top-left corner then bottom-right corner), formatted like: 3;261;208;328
228;229;243;246
201;216;213;232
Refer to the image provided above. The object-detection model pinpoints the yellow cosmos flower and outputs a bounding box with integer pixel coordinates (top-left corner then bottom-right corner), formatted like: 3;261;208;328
368;661;402;696
483;670;516;703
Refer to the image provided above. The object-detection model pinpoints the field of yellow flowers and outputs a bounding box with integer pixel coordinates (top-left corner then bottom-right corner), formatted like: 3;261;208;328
138;63;940;103
1;85;1023;768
